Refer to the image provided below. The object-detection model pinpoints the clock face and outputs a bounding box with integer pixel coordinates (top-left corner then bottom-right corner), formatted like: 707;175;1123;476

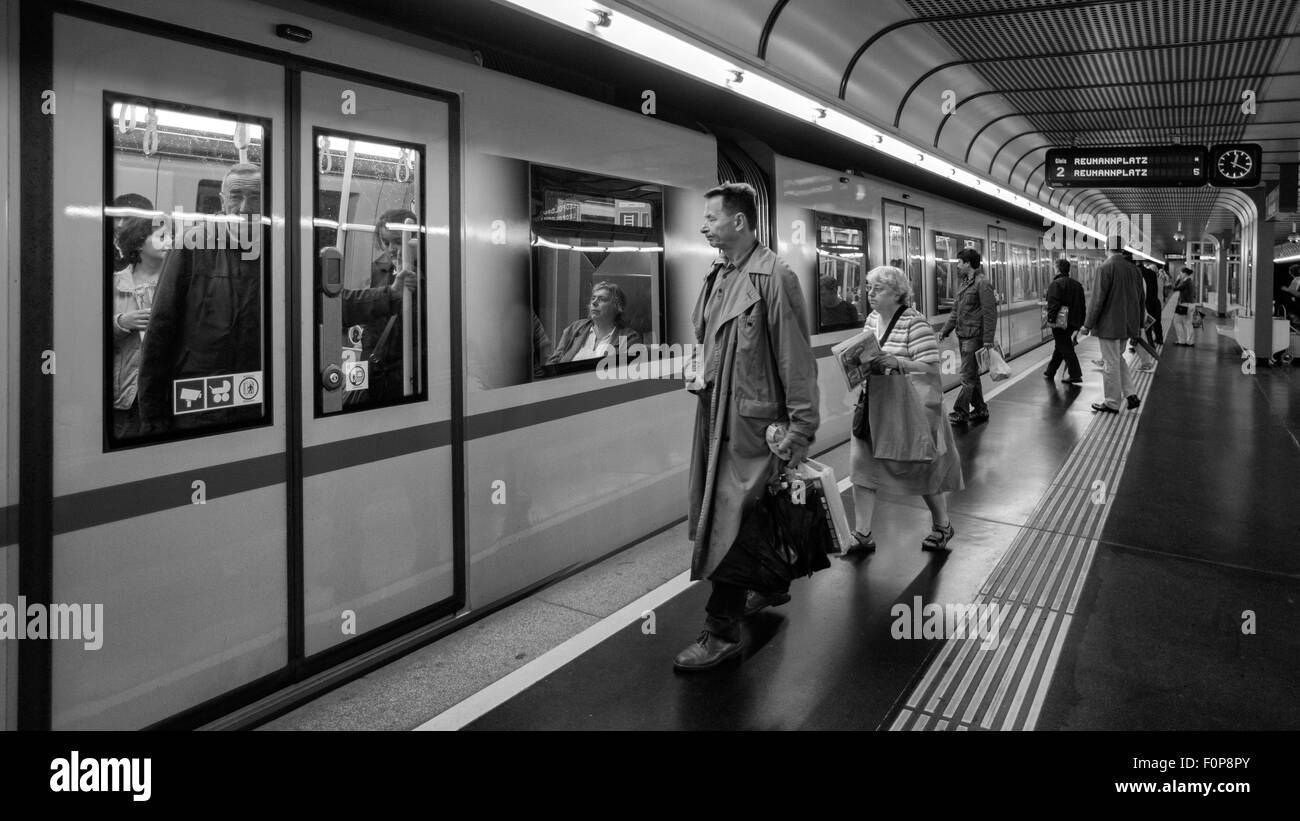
1216;149;1253;180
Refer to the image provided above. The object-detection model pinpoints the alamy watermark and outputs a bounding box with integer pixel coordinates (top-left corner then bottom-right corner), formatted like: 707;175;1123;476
596;340;704;381
0;597;103;650
1042;208;1152;255
150;208;263;261
890;596;1008;650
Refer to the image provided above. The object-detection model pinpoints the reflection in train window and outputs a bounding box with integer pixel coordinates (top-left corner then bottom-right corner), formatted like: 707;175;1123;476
103;96;270;449
313;131;426;415
530;165;663;379
932;232;983;317
1010;243;1038;302
815;213;868;331
882;199;924;314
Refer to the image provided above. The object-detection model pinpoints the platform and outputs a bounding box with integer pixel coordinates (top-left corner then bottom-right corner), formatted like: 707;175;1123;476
262;315;1300;732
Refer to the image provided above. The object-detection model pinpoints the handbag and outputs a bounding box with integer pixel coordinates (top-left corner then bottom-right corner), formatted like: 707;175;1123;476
1192;310;1204;329
852;305;907;441
866;372;938;463
1175;304;1189;316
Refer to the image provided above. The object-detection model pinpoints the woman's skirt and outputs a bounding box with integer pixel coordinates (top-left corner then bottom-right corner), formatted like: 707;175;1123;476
852;402;964;496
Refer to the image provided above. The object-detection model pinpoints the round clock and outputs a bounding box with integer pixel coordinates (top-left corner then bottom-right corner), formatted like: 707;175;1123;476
1216;149;1253;180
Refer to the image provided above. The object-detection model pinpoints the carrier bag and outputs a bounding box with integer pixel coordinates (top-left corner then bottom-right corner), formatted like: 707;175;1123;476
866;373;937;463
797;459;851;553
988;346;1011;381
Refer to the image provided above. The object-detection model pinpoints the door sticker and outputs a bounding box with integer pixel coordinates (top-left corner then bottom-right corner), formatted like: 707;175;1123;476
173;371;263;415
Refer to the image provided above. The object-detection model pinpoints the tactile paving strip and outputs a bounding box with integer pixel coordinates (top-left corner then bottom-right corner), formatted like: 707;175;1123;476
890;356;1156;731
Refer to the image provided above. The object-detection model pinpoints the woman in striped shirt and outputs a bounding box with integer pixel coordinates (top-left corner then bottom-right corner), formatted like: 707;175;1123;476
848;266;964;553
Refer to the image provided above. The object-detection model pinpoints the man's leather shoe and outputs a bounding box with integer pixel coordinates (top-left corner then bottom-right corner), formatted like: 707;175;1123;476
1062;377;1083;385
1091;402;1118;414
969;409;990;423
1126;394;1141;409
673;631;743;671
744;589;791;616
948;411;968;424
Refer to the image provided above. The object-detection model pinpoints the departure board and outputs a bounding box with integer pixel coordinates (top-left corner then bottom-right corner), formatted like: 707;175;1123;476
1046;146;1208;188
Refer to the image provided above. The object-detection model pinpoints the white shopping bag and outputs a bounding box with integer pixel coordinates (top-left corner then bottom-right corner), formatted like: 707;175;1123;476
797;458;851;553
988;347;1011;381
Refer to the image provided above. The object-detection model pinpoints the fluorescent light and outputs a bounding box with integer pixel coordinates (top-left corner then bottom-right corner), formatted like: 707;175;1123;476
496;0;1135;246
110;103;263;140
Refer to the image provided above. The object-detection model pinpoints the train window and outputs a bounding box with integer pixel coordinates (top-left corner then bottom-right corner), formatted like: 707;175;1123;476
987;226;1008;304
882;200;925;313
103;95;271;448
815;212;868;331
312;130;426;414
529;165;664;379
932;232;983;317
1011;244;1038;302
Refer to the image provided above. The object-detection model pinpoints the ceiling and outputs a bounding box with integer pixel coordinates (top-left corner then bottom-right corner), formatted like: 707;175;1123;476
284;0;1300;256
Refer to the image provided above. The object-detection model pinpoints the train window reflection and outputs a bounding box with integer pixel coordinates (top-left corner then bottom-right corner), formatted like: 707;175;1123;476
104;96;270;449
815;213;868;331
882;199;925;314
1011;243;1038;302
932;232;982;317
530;165;663;379
313;130;426;415
987;226;1009;305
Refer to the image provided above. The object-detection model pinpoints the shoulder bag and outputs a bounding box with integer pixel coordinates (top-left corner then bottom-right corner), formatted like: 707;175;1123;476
853;306;906;441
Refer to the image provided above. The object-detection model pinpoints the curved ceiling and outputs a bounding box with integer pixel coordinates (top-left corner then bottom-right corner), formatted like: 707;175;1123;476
624;0;1300;256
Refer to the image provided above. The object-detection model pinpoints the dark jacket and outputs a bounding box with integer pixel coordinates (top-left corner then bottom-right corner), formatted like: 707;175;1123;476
1084;252;1145;339
341;257;408;400
138;246;261;429
940;271;997;344
1046;272;1086;331
1140;267;1161;315
548;318;643;364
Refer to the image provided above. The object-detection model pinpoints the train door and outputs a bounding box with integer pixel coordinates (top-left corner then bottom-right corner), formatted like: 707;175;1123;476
49;16;288;728
297;72;459;657
882;199;925;311
987;226;1009;352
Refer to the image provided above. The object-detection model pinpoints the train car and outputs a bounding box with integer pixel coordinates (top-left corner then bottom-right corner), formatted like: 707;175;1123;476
4;0;1106;730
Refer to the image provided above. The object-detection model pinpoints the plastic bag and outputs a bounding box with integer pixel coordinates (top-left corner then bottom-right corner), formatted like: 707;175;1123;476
988;346;1011;381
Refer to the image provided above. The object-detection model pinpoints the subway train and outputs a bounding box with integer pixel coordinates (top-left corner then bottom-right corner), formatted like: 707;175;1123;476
2;0;1116;730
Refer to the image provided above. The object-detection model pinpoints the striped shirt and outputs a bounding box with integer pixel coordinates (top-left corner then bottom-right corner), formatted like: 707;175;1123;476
864;307;940;366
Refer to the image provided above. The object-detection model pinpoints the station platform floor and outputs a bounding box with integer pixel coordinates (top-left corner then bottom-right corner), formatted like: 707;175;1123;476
259;310;1300;732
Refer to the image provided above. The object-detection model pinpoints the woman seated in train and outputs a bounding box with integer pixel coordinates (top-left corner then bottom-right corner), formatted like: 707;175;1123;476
110;212;172;439
547;281;642;364
341;208;419;402
846;265;964;554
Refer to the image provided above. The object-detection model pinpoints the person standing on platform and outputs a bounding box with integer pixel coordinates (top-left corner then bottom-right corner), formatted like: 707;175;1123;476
676;182;819;672
1081;237;1146;414
1170;266;1197;345
1139;262;1164;360
1043;258;1086;385
938;247;997;425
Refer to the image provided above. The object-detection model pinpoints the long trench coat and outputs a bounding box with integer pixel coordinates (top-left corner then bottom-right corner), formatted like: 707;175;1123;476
687;244;820;581
1084;252;1145;339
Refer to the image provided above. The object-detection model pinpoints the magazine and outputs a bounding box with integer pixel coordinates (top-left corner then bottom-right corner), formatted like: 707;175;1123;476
830;329;882;392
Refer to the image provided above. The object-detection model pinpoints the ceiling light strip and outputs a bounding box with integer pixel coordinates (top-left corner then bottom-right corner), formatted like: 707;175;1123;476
498;1;1173;256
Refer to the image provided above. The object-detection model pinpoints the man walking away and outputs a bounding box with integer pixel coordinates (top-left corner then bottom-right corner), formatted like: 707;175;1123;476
1081;237;1146;414
1043;258;1086;385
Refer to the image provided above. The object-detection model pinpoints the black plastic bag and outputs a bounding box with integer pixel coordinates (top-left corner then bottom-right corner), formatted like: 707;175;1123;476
710;478;834;592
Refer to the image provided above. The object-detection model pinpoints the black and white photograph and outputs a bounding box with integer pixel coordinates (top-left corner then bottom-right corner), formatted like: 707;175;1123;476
1;0;1298;800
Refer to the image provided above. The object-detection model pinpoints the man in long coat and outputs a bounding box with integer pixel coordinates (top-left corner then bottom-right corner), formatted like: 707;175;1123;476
1081;238;1146;413
676;182;819;671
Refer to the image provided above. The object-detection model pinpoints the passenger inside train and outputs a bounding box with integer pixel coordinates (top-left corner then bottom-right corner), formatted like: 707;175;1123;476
547;281;643;364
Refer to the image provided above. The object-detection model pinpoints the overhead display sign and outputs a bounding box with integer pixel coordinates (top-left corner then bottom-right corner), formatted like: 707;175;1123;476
1046;146;1208;188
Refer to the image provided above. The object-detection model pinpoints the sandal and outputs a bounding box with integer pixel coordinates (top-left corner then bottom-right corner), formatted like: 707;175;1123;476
846;530;876;554
921;523;955;552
